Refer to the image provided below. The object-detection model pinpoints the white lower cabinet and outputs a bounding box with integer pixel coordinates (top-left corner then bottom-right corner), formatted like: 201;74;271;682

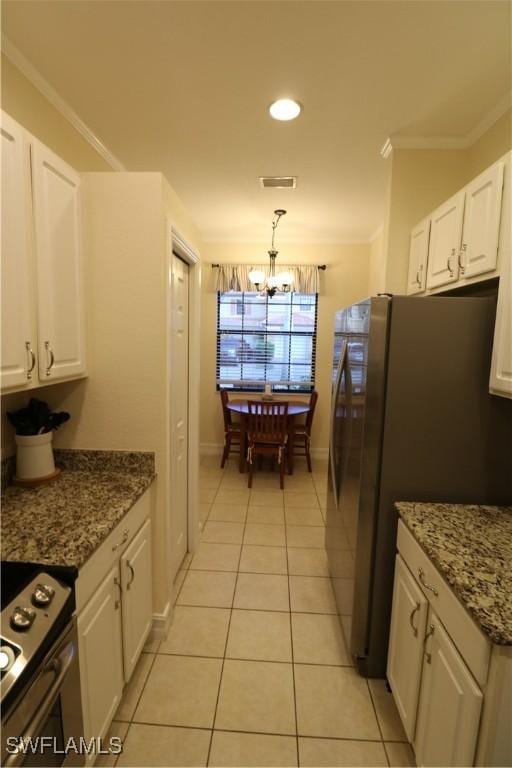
77;567;124;747
120;519;152;681
414;610;483;767
388;521;510;767
387;554;428;740
76;494;153;761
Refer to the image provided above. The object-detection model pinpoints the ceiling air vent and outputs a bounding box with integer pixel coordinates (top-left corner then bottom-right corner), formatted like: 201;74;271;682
259;176;297;189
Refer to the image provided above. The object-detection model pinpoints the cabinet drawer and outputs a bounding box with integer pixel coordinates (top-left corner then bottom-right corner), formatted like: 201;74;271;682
75;488;152;613
397;519;490;688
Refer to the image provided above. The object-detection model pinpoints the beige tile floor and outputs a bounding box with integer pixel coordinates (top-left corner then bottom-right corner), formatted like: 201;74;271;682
106;455;415;767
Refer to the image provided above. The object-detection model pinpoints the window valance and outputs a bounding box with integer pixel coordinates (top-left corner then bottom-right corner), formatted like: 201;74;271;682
215;264;321;294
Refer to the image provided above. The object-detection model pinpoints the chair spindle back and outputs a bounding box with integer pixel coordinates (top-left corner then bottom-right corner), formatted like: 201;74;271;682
247;401;289;443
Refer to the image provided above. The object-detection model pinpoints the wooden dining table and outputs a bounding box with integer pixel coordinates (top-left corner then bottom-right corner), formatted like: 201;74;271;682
226;400;311;474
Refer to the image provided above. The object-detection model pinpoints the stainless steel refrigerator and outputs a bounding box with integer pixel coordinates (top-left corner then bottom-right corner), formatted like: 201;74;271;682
325;295;512;678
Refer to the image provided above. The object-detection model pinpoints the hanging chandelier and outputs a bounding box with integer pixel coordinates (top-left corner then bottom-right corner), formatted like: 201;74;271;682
249;209;293;298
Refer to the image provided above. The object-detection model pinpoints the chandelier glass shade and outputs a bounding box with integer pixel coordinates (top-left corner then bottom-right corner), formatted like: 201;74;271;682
249;210;293;297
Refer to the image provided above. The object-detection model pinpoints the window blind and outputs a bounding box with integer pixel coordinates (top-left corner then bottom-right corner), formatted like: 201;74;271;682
216;291;318;392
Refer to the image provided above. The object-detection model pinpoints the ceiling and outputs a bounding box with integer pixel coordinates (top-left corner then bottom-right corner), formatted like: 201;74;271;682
2;0;511;243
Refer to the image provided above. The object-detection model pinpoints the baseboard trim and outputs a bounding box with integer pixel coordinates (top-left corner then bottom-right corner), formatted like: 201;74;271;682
200;443;328;461
150;601;173;642
200;443;223;456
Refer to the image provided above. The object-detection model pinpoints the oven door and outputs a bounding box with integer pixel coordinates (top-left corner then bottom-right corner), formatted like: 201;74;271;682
2;622;83;768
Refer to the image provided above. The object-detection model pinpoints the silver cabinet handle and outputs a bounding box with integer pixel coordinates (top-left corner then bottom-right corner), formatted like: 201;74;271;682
447;250;455;276
44;341;54;376
424;623;435;664
25;341;36;379
409;602;421;637
418;568;438;596
114;575;122;610
126;560;135;590
458;243;467;274
112;529;130;552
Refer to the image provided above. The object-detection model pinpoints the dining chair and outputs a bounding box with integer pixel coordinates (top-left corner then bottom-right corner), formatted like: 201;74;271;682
220;390;242;468
246;401;289;489
292;390;318;472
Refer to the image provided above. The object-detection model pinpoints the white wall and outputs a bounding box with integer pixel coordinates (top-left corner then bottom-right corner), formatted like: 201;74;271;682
368;227;385;296
200;242;370;457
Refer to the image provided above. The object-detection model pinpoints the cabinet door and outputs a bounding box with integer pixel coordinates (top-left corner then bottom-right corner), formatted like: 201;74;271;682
407;218;430;295
1;113;36;389
414;611;483;767
31;139;86;381
387;554;428;741
120;519;152;682
460;162;504;279
490;155;512;398
77;566;124;743
426;191;465;290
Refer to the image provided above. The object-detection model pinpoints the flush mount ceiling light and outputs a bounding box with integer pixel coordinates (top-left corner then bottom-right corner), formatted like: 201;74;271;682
249;210;293;298
269;99;302;121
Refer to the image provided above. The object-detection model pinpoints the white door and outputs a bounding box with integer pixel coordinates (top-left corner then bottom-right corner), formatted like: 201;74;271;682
1;112;36;389
77;566;124;744
426;190;465;290
31;138;86;381
407;217;430;295
414;611;483;767
387;555;429;741
460;162;504;279
120;519;153;682
170;253;189;570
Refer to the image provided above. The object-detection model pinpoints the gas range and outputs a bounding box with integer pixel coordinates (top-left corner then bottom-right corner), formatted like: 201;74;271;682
1;565;74;707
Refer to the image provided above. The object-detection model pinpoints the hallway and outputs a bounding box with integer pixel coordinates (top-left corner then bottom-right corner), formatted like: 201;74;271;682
105;456;414;767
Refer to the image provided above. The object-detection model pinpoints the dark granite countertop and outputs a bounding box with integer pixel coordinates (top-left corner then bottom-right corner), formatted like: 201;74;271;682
1;450;156;570
396;502;512;646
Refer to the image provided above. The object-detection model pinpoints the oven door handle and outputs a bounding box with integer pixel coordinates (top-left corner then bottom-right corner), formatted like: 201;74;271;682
4;641;75;767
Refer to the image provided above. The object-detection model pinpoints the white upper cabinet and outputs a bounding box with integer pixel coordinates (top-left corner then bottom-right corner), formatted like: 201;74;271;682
407;217;430;295
426;190;465;290
490;155;512;398
1;113;36;389
459;163;504;279
1;111;87;392
31;139;86;381
409;154;508;301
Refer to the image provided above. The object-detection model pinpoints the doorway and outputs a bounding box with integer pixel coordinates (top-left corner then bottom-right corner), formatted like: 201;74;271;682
167;223;201;589
170;253;189;569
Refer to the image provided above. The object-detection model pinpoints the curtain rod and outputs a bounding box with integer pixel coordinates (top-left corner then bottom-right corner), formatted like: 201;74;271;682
211;263;327;270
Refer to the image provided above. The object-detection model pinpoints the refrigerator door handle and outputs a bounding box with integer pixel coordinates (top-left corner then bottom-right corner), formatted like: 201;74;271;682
329;342;347;505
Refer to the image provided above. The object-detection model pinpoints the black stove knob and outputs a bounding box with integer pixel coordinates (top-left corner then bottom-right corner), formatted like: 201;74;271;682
32;584;55;608
10;606;36;631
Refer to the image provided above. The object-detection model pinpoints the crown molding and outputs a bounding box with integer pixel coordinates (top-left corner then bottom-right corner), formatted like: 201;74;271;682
2;34;126;171
465;90;512;146
385;91;512;153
